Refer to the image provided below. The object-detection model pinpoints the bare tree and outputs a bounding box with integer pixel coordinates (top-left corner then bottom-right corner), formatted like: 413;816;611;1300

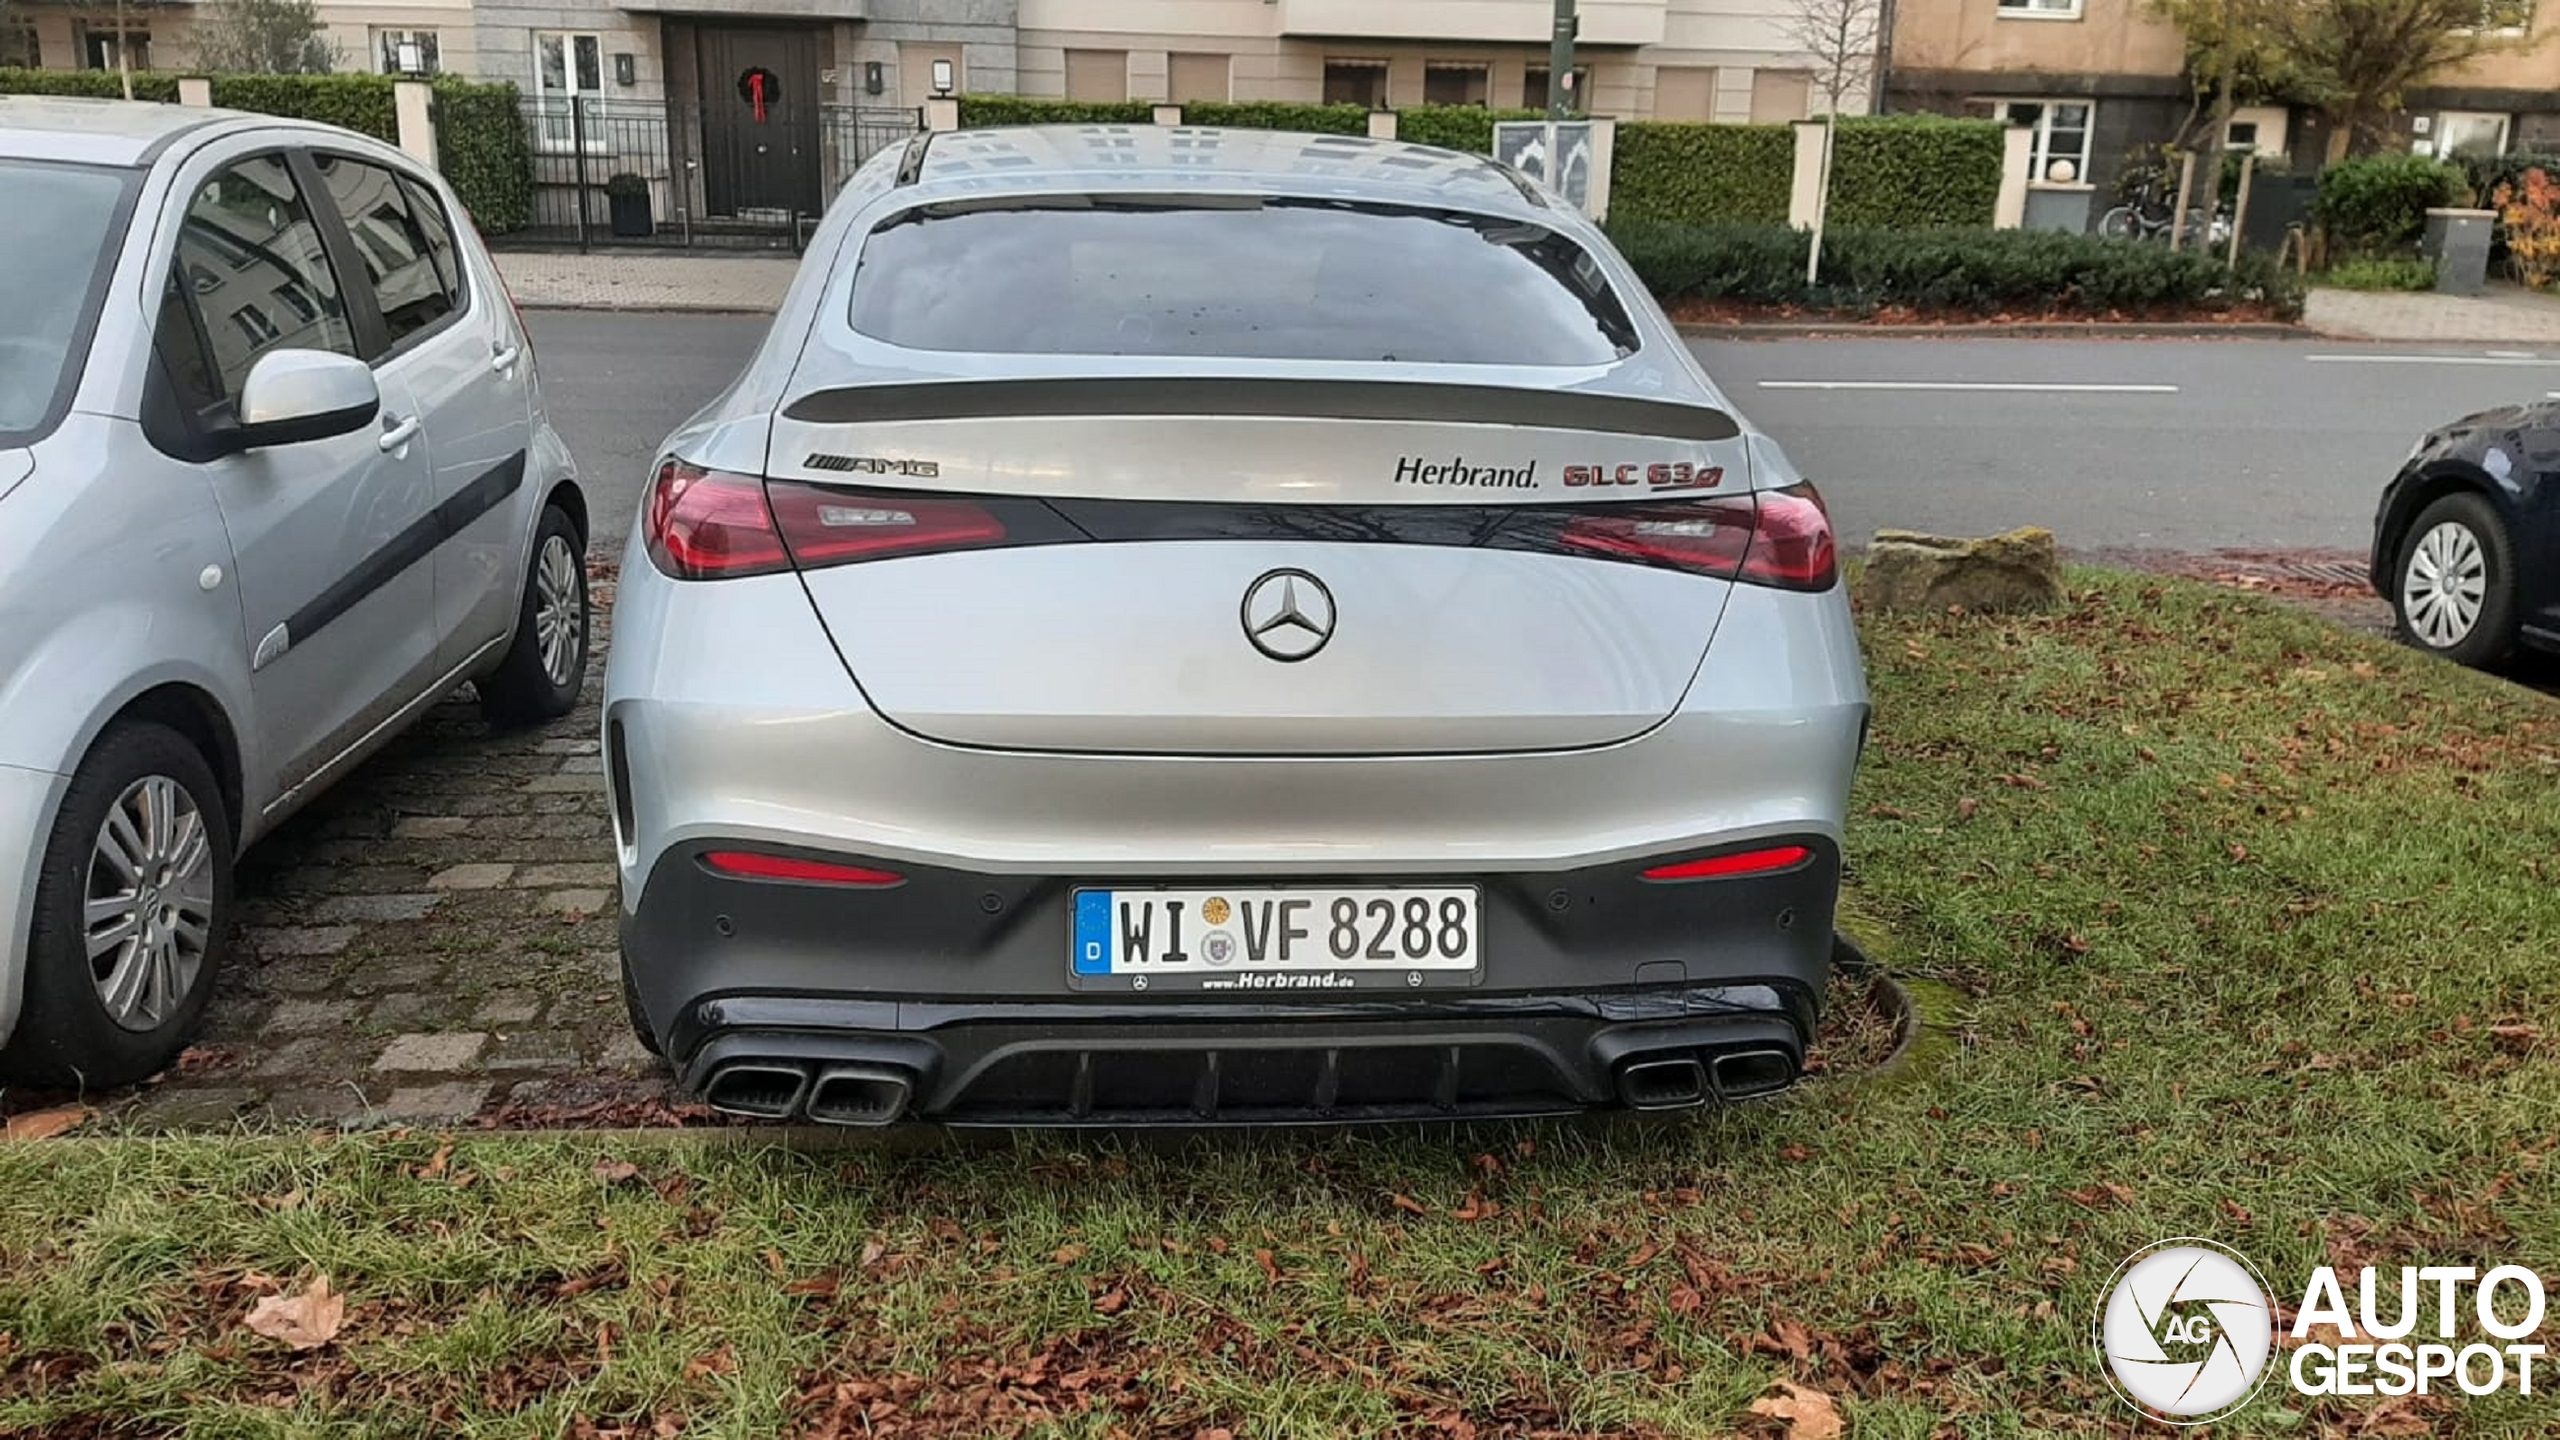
1786;0;1884;281
2295;0;2536;158
1787;0;1883;118
193;0;339;74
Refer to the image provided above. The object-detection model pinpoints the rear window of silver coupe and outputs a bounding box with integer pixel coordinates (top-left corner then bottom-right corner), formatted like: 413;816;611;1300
846;195;1640;366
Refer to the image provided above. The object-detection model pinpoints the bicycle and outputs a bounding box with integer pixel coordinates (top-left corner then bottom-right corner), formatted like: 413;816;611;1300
2098;171;2232;248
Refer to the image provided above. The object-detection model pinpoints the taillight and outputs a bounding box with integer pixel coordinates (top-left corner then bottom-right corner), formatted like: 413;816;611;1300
765;481;1006;568
1742;483;1839;591
1556;483;1837;591
1641;845;1814;881
643;463;1010;580
644;461;791;579
700;850;906;886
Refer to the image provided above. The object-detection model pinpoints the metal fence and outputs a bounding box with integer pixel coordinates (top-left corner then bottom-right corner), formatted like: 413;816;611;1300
518;98;921;251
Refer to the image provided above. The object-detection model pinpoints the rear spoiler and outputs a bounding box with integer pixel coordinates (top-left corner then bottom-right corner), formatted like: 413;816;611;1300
779;377;1740;442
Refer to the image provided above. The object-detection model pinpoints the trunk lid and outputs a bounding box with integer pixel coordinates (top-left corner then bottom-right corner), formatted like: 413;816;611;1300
764;377;1754;756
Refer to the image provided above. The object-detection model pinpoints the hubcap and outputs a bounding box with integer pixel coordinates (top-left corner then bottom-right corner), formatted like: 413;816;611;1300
2401;520;2488;649
85;775;215;1032
533;534;585;687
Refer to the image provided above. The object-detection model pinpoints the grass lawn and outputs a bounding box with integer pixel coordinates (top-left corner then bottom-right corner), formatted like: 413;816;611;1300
4;572;2557;1437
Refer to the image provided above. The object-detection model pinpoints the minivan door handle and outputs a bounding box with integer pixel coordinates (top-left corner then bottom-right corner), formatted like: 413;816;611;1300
378;414;422;452
490;342;521;374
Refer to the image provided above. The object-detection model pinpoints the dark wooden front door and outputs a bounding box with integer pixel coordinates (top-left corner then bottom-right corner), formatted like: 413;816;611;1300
698;24;821;216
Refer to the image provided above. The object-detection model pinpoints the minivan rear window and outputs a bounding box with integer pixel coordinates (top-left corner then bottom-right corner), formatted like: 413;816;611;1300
847;196;1640;366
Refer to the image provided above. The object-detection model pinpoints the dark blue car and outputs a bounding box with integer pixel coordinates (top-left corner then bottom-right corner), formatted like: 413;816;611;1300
2371;402;2560;668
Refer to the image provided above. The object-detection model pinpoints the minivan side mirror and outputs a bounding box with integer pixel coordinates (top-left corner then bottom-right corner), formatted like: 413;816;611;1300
231;349;379;452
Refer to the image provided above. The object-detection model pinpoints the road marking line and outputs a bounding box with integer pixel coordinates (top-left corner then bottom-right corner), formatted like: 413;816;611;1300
1753;380;2178;393
2305;354;2553;366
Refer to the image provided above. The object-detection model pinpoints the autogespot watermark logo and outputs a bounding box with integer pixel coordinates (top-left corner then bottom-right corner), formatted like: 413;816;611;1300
2095;1239;2278;1424
2095;1239;2552;1424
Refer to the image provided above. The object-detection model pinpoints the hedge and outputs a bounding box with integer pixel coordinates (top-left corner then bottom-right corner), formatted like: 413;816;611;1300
1607;221;2306;320
430;78;532;234
1823;115;2002;229
1394;104;1544;155
1178;100;1368;135
0;68;530;232
1609;121;1793;226
956;95;1151;126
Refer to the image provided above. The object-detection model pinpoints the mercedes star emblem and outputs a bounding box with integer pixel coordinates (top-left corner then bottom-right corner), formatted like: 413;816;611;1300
1240;568;1336;662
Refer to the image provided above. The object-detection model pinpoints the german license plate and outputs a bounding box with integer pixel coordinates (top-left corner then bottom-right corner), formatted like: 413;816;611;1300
1070;886;1482;992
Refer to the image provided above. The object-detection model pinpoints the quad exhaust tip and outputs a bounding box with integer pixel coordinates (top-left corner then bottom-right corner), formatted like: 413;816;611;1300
1617;1056;1709;1110
1709;1047;1799;1100
805;1064;914;1127
702;1062;811;1121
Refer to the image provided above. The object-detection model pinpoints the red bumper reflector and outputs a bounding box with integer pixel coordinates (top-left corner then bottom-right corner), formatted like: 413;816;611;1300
1641;845;1813;882
702;851;905;886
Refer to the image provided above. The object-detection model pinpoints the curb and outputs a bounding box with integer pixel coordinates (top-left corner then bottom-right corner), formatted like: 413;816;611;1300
1678;320;2307;341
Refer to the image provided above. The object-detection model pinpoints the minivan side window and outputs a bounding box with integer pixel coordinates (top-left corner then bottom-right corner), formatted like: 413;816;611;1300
165;153;359;404
308;152;457;347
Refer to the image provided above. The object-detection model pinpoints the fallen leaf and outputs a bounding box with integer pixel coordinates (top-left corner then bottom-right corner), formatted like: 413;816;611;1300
1749;1379;1844;1440
417;1141;453;1181
1390;1194;1429;1217
4;1105;88;1142
783;1274;839;1300
591;1158;641;1185
1955;797;1980;820
1052;1243;1087;1265
2490;1023;2542;1056
243;1275;345;1351
1254;1248;1282;1285
1094;1286;1130;1316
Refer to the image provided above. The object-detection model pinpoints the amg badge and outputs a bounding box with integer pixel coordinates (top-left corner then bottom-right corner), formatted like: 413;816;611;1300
803;453;941;477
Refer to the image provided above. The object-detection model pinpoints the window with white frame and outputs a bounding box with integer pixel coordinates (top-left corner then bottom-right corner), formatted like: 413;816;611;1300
1995;99;2096;183
1997;0;2085;17
532;31;605;145
377;29;440;76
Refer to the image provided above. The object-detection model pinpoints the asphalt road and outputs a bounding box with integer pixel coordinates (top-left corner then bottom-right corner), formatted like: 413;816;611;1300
525;311;2560;557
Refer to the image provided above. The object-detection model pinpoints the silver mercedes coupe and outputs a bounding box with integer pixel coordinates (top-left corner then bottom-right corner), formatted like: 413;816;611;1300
603;125;1867;1127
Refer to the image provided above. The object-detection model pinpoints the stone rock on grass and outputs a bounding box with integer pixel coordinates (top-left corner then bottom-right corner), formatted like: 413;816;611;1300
1859;527;2065;615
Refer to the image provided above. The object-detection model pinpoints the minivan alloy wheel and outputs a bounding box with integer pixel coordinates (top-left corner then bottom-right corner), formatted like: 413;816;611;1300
86;775;216;1032
534;533;583;687
2401;519;2487;648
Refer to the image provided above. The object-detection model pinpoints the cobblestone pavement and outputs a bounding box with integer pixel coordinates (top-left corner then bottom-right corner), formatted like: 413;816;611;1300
104;585;700;1133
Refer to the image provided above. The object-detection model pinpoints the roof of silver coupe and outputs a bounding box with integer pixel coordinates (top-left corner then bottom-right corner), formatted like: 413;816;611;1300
906;124;1548;216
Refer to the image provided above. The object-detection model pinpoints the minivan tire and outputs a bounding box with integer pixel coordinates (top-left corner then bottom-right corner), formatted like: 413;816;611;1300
480;505;590;726
3;721;232;1089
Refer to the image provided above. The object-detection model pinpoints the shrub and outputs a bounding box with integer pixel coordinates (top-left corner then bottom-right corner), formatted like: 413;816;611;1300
1609;121;1794;226
2316;153;2465;253
956;94;1151;127
1822;115;2003;229
2319;255;2437;291
2493;167;2560;290
208;72;398;138
1395;104;1543;155
1606;221;2306;320
1180;100;1368;135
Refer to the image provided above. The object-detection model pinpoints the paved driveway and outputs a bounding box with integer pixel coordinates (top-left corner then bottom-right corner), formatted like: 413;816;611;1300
107;593;680;1131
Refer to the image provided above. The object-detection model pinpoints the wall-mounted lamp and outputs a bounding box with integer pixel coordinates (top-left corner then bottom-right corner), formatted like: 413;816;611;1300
931;57;955;96
864;60;884;96
613;52;636;87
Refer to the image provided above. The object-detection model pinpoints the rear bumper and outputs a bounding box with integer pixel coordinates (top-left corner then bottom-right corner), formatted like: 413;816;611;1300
623;837;1836;1125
